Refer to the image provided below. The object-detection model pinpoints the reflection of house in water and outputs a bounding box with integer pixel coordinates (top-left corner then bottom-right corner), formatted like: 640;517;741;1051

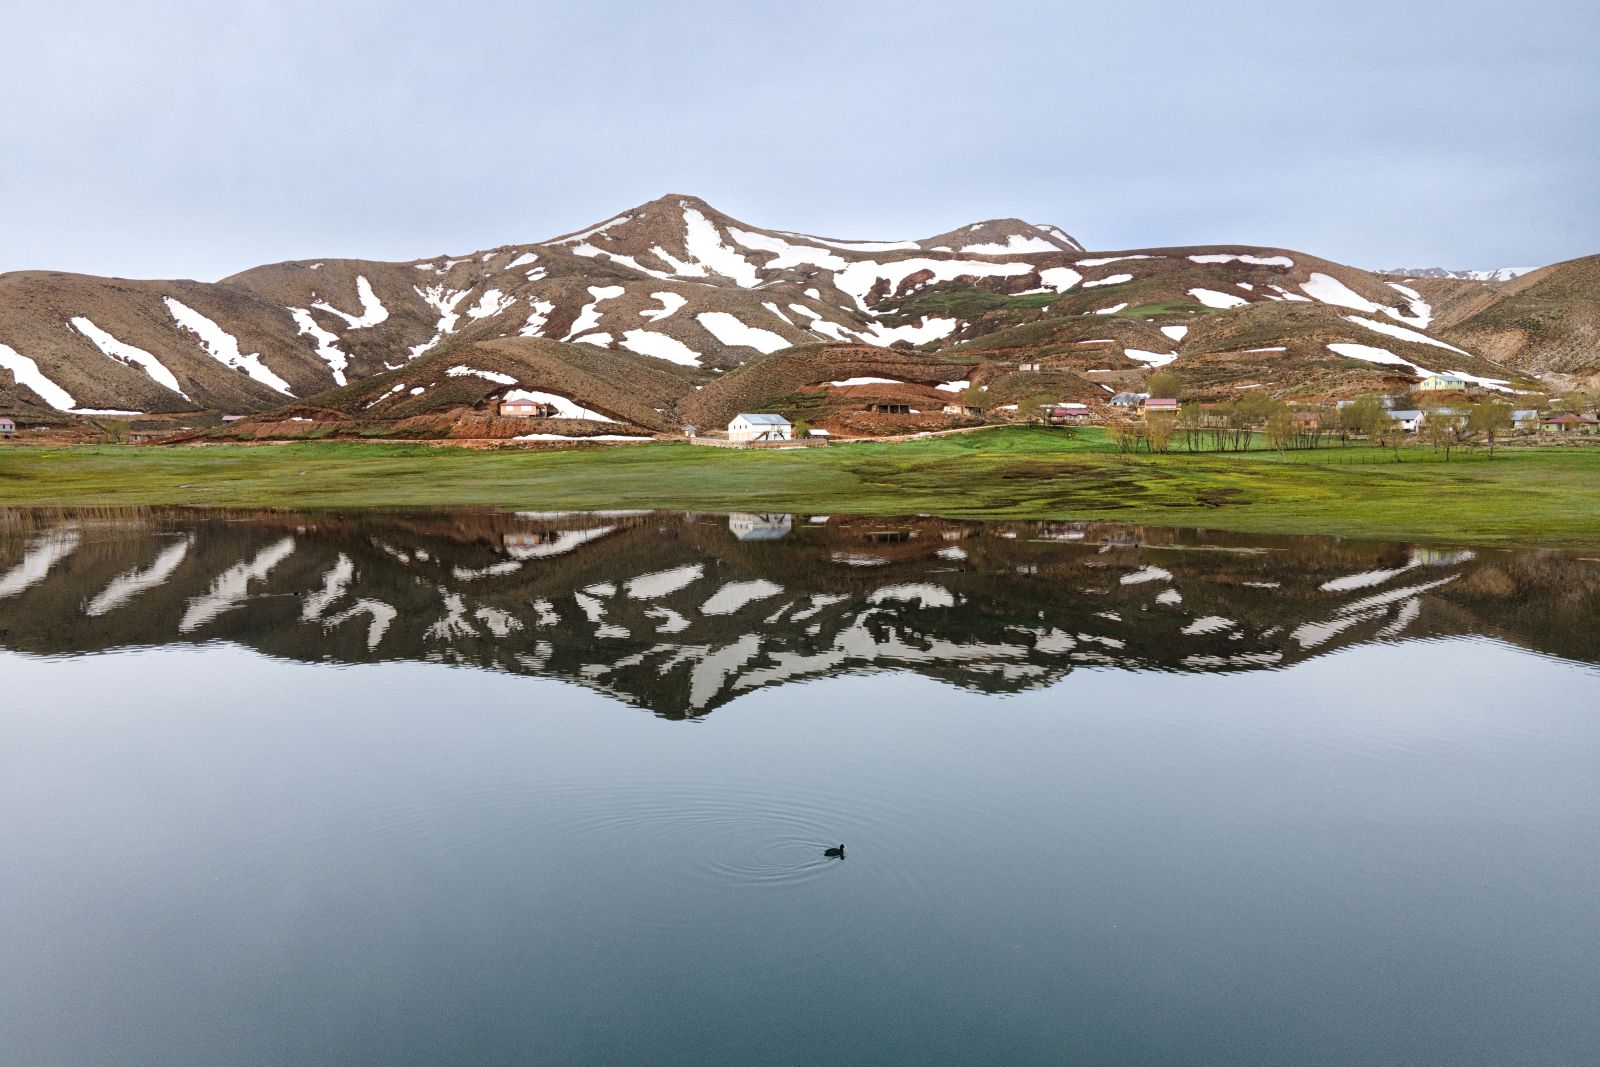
1411;547;1476;567
728;513;793;541
502;525;617;558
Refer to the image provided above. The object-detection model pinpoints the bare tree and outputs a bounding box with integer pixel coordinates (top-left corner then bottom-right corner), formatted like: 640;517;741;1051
1145;413;1177;453
1112;421;1145;453
1265;408;1295;457
1468;401;1513;458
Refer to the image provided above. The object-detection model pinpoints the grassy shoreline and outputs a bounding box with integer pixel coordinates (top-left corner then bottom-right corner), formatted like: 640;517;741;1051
3;428;1599;548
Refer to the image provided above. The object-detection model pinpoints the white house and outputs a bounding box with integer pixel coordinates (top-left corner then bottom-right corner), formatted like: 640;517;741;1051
1387;409;1424;433
728;413;792;443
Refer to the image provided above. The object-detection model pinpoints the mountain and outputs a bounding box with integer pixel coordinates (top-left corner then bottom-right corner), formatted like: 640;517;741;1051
0;194;1589;428
1379;266;1534;282
1436;256;1600;380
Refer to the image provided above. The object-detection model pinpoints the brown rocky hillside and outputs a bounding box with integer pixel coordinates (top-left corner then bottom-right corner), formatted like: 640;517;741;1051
0;194;1589;425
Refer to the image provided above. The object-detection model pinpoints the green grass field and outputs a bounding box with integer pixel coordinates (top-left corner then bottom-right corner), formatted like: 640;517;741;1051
3;428;1598;547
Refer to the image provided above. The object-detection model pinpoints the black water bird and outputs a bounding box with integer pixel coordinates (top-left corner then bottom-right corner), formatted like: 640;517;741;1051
823;844;845;858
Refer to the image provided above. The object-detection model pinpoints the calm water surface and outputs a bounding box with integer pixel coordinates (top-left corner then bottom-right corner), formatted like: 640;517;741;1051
1;509;1597;1065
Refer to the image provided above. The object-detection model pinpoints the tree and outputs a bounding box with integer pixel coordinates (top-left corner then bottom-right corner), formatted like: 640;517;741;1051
1338;395;1387;445
962;382;987;416
1264;408;1295;457
793;418;811;438
1023;393;1057;425
1177;403;1207;453
1145;370;1182;400
1111;421;1145;453
1424;410;1461;461
1145;413;1176;453
1468;401;1514;458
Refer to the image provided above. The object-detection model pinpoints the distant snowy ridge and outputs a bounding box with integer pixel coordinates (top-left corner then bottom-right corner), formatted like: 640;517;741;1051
1378;266;1533;282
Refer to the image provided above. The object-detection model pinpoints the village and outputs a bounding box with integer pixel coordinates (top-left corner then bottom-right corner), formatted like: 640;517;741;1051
569;367;1600;453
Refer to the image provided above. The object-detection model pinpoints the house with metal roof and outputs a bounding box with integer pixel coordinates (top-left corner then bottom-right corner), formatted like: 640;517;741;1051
1539;413;1599;434
727;413;792;444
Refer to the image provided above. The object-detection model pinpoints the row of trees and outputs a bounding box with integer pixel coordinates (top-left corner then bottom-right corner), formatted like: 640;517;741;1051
1112;395;1519;459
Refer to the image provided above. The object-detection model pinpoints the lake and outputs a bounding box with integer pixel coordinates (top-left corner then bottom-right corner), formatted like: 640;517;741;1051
2;508;1597;1065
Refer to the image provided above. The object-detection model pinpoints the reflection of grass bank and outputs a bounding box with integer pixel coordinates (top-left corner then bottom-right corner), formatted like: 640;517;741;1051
3;428;1599;547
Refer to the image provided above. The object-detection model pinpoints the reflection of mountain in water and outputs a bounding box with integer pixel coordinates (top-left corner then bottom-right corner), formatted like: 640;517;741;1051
2;508;1597;717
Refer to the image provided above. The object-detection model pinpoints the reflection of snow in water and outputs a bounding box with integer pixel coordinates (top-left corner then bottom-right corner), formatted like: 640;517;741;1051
0;529;80;599
180;539;295;632
86;537;191;616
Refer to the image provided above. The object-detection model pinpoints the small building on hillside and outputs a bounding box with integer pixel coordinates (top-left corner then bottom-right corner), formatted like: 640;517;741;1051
1142;398;1180;415
806;428;832;439
1418;373;1469;392
1540;413;1599;434
728;413;793;443
1388;409;1424;433
501;400;557;418
1109;392;1146;409
0;417;15;436
866;402;912;415
942;403;983;416
1511;409;1540;430
1049;403;1093;423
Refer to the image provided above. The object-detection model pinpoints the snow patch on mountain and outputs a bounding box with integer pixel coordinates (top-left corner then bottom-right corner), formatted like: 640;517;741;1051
1125;349;1178;367
164;298;293;395
1327;342;1417;369
1345;316;1470;356
1189;288;1249;309
0;341;76;409
728;227;848;272
696;312;789;354
1078;255;1158;267
860;317;959;346
1189;253;1293;267
467;289;516;319
287;308;349;386
519;299;555;338
447;365;517;385
1036;267;1082;293
786;305;858;342
311;276;388;329
962;235;1059;256
619;329;702;366
641;292;688;322
565;286;625;340
681;207;760;287
71;317;191;397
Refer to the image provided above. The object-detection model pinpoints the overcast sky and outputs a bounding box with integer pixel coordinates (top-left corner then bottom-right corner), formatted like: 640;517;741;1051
3;0;1596;281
